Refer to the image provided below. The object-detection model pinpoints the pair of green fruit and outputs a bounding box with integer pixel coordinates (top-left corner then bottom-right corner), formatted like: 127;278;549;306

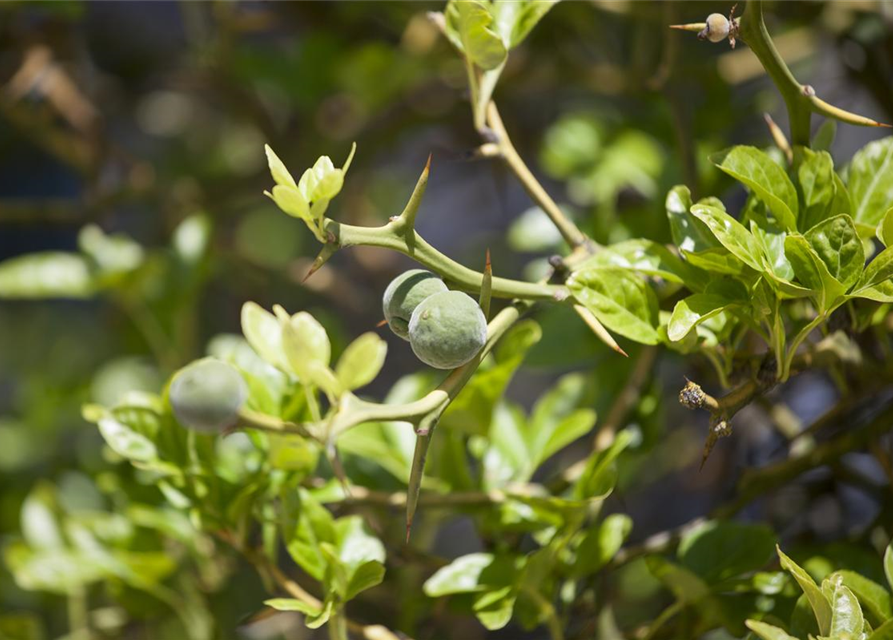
382;269;488;370
169;269;488;433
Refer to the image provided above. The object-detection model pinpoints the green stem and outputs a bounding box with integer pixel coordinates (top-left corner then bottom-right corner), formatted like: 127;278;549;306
486;102;590;250
67;587;92;640
325;218;564;301
329;608;349;640
739;0;811;146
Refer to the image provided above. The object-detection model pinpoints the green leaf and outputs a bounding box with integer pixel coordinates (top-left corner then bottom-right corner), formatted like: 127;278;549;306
20;484;63;551
335;516;386;568
567;267;659;345
690;204;763;271
423;553;519;597
283;489;336;581
784;235;846;311
78;225;144;277
445;0;508;70
280;310;332;383
345;561;385;600
812;119;837;152
573;514;632;577
745;620;800;640
886;543;893;594
241;302;290;372
335;332;387;391
876;208;893;247
677;521;775;584
829;582;864;638
442;319;541;437
796;148;836;231
0;252;94;299
668;292;741;342
855;246;893;292
683;247;746;275
851;279;893;302
473;590;516;630
710;146;798;231
751;218;795;281
870;619;893;640
804;214;864;291
265;598;320;616
576;238;700;286
265;144;297;189
574;429;635;500
850;136;893;226
834;570;892;626
492;0;559;48
777;546;832;636
270;185;311;222
645;555;711;604
667;185;720;254
97;417;157;463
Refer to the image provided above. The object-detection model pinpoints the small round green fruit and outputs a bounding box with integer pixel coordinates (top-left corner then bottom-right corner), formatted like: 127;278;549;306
382;269;448;340
408;291;487;369
169;358;248;433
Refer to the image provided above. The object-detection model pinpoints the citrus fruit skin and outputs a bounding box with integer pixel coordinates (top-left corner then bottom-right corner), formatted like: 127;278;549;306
169;358;248;433
408;290;487;369
382;269;448;340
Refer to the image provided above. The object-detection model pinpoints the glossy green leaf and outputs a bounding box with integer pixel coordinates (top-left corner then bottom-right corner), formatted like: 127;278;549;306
804;214;864;291
0;253;94;299
492;0;559;48
710;146;798;230
784;235;846;310
445;0;508;70
834;570;892;626
690;204;763;271
876;208;893;247
270;185;311;222
667;185;721;254
855;246;893;292
241;302;290;373
797;148;836;231
745;620;800;640
678;520;775;584
751;219;795;281
20;485;63;551
683;247;746;275
829;582;864;638
668;293;740;342
577;238;699;286
473;590;516;630
777;546;832;635
568;267;659;345
830;171;853;217
335;332;387;391
850;136;893;226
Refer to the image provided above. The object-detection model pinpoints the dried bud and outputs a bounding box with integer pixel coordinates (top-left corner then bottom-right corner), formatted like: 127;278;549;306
699;13;731;43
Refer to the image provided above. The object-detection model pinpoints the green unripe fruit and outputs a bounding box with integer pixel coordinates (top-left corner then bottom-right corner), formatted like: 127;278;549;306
169;358;248;433
408;291;487;369
382;269;448;340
